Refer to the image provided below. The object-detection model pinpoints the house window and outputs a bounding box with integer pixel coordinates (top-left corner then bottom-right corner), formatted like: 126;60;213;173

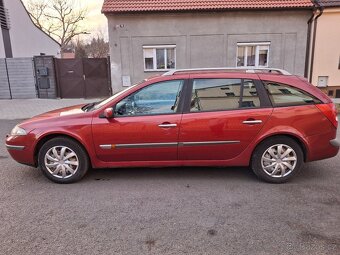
237;42;270;68
143;45;176;71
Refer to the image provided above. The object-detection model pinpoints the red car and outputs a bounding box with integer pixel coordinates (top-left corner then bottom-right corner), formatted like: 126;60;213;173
5;68;339;183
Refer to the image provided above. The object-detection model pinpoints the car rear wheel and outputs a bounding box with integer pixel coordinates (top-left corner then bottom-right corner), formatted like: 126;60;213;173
251;136;303;183
38;137;89;184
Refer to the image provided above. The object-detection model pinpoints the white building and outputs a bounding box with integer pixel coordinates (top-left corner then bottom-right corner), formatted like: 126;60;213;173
0;0;60;58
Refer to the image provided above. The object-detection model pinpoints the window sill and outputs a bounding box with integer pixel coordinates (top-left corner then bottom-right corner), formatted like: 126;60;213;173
144;69;175;72
237;66;269;68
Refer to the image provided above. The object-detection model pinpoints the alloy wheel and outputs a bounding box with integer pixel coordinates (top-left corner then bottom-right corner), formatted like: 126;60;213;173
261;144;297;178
44;146;79;179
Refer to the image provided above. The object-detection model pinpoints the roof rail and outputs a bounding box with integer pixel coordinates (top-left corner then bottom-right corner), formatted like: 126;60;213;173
162;67;292;76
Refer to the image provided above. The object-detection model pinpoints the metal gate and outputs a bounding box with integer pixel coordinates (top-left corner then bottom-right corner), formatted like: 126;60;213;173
55;58;111;98
0;58;37;99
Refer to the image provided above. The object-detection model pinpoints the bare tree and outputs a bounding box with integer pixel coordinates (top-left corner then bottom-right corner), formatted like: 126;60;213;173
26;0;88;50
74;39;88;58
73;36;109;59
86;37;109;58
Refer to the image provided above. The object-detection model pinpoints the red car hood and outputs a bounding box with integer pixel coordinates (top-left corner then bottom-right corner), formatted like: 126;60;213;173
19;104;86;126
35;104;85;118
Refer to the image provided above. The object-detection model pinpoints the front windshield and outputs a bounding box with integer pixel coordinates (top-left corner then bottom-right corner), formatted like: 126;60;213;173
91;83;139;111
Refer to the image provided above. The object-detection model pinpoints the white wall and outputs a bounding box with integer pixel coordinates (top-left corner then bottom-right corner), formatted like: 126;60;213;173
1;0;60;58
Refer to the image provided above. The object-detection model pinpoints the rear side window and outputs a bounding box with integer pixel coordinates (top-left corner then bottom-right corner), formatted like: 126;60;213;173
190;79;261;112
264;82;321;107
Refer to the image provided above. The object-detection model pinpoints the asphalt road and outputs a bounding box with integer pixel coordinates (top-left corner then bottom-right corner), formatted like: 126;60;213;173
0;119;339;255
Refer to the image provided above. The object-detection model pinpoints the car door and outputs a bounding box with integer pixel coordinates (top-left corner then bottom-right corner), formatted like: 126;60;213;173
178;78;273;161
92;80;185;162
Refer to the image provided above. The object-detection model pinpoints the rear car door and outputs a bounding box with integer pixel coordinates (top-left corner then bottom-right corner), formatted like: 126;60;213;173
92;79;185;162
178;76;273;160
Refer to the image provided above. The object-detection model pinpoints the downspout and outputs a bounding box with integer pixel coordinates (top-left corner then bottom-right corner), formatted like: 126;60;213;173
304;9;316;78
309;0;324;83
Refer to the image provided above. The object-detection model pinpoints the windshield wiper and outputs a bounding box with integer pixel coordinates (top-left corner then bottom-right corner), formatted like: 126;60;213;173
81;102;97;112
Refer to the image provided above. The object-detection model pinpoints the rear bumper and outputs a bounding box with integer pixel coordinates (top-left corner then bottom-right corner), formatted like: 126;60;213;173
306;131;339;162
330;138;340;147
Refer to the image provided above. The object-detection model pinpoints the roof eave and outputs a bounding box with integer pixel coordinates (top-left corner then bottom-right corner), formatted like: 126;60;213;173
102;6;314;15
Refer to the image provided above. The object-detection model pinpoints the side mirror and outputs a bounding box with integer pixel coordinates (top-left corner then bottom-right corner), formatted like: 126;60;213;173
103;108;114;118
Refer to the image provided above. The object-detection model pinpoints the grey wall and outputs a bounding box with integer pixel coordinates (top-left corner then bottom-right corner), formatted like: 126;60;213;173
0;59;11;99
106;10;311;92
0;57;37;99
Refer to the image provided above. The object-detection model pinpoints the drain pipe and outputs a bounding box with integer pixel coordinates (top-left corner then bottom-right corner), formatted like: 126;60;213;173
304;9;317;78
309;0;324;83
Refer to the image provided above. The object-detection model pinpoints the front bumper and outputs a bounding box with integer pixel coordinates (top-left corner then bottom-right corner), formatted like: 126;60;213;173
5;134;36;167
5;144;25;151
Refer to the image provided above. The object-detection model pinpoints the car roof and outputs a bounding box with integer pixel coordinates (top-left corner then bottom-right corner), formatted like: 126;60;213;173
111;68;331;107
163;67;291;76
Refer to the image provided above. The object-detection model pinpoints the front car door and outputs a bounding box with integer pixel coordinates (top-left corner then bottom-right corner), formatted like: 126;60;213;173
178;75;273;161
92;79;185;162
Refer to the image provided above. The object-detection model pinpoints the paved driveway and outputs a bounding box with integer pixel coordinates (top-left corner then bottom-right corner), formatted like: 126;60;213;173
1;119;339;255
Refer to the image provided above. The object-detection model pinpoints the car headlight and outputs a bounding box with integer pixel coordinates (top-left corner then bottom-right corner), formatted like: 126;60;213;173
10;125;27;136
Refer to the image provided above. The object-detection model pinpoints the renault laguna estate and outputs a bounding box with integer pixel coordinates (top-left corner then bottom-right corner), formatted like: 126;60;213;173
6;68;339;183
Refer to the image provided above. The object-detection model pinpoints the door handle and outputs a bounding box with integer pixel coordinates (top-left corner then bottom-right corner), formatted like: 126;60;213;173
158;123;177;128
242;119;263;125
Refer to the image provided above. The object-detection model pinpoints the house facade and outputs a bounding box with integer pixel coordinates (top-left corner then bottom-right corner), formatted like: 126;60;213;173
102;0;315;92
311;0;340;98
0;0;60;58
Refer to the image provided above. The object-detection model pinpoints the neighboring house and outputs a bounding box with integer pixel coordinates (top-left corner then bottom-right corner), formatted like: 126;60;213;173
0;0;60;58
310;0;340;98
102;0;315;92
61;47;76;59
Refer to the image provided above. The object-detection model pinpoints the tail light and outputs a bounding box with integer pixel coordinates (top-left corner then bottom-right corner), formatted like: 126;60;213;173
316;103;338;128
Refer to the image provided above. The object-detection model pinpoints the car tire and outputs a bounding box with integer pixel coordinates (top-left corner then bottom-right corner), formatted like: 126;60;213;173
38;137;89;184
251;136;303;183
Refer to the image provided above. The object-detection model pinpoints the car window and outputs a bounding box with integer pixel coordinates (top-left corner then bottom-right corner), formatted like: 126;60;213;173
264;81;321;107
91;82;141;111
190;79;261;112
115;80;184;116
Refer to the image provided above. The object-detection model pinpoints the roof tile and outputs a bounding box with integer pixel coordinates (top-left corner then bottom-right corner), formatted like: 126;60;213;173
318;0;340;7
102;0;314;13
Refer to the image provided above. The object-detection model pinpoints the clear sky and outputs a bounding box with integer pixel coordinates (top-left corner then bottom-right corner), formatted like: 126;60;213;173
22;0;108;41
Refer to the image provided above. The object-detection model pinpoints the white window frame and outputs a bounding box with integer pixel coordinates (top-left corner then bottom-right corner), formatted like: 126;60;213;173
236;42;270;68
143;45;176;72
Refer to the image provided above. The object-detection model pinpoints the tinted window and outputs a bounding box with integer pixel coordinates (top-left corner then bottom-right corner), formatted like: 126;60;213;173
190;79;260;112
115;80;183;116
264;82;321;107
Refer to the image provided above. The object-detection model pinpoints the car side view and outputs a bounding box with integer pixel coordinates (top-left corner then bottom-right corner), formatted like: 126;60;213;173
5;67;339;183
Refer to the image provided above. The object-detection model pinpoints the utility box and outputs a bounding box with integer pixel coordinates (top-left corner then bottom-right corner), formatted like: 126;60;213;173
38;77;50;89
33;56;57;98
37;67;49;76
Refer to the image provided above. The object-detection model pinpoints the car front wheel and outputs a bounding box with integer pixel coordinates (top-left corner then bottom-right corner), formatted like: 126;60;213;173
251;136;303;183
38;137;89;183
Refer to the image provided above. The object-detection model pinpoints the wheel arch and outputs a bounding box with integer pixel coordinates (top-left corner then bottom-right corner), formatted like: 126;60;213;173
251;133;308;163
34;133;92;167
